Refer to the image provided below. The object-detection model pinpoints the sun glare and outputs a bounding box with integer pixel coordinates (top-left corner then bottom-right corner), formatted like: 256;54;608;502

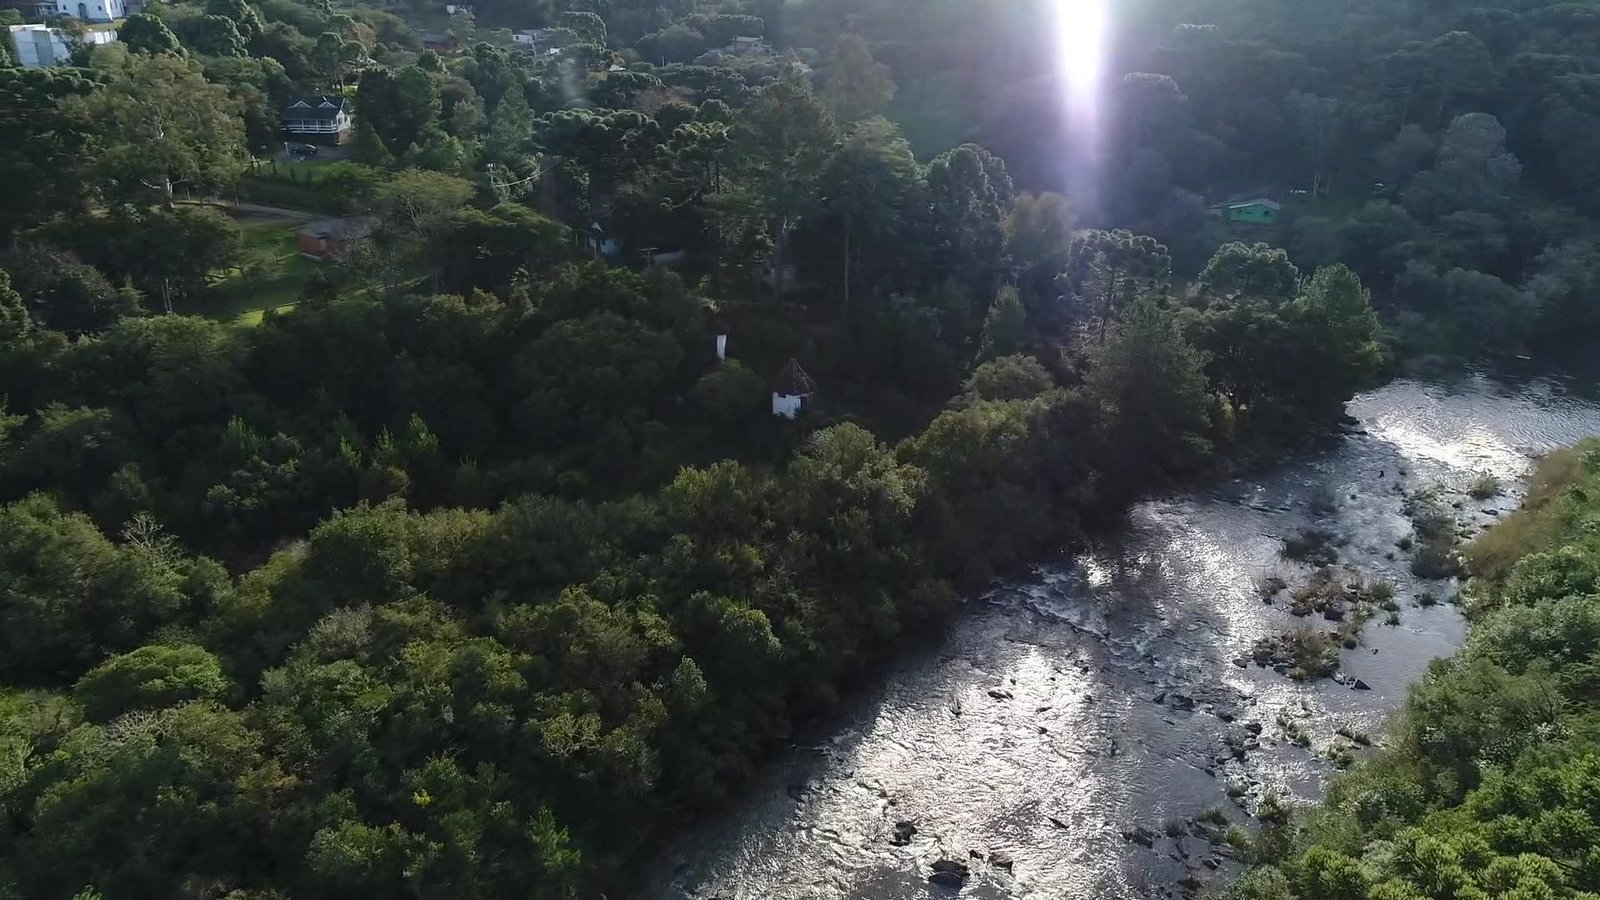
1053;0;1108;97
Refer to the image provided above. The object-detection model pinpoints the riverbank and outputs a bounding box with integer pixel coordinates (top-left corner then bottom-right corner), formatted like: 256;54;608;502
650;370;1600;899
1229;435;1600;899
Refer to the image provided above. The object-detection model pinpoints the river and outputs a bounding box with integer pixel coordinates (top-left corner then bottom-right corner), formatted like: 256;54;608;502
651;370;1600;900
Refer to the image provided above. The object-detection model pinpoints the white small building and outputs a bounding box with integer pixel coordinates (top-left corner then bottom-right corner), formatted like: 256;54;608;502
771;358;817;419
724;35;770;55
512;28;545;46
51;0;125;22
8;23;114;67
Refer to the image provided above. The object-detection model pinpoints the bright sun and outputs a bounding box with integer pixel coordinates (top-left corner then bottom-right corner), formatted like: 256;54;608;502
1053;0;1108;98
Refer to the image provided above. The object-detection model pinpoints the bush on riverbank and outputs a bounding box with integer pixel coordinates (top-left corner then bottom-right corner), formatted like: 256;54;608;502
1227;438;1600;900
1464;443;1592;588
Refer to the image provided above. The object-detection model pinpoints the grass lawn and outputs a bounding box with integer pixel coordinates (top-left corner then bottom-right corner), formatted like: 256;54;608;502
201;221;319;325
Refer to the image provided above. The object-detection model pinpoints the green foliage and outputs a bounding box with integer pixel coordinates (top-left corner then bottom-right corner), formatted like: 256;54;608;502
925;143;1012;305
1006;191;1074;310
66;52;247;207
0;3;1478;893
1063;229;1171;344
1197;242;1300;303
958;355;1055;403
822;34;895;122
1468;473;1502;500
976;285;1027;362
73;642;230;722
815;117;924;305
118;13;184;56
0;495;224;685
1085;297;1212;492
349;119;393;168
0;269;31;347
1466;443;1591;586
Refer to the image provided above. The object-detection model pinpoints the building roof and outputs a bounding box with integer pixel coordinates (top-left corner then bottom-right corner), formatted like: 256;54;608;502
1227;198;1281;211
283;95;346;123
773;358;817;396
298;217;373;241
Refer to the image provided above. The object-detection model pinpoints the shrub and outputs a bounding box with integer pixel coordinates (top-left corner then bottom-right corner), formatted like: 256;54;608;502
1411;544;1461;579
1468;473;1502;500
1282;528;1340;565
1252;625;1342;679
1200;807;1230;826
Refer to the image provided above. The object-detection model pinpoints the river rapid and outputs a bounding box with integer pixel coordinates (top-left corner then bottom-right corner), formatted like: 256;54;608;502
652;370;1600;900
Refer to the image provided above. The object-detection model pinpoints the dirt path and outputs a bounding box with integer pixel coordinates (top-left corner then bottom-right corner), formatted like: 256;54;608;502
177;199;320;224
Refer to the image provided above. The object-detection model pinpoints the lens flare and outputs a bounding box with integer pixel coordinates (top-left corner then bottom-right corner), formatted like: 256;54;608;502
1053;0;1107;99
1051;0;1108;204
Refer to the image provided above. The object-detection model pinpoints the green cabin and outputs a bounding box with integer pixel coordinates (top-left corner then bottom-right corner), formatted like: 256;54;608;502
1214;198;1282;225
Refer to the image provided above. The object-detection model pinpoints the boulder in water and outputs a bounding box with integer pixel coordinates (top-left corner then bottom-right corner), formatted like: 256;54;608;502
1353;679;1371;691
929;859;970;888
1122;825;1158;847
890;820;917;846
990;850;1014;871
987;689;1013;700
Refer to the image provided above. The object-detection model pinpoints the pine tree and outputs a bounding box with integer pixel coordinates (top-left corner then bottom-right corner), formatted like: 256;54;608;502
0;270;33;346
977;285;1027;362
351;120;394;168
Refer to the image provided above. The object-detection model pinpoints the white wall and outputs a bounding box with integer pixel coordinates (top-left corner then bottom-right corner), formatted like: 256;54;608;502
9;24;69;66
53;0;123;22
772;393;804;419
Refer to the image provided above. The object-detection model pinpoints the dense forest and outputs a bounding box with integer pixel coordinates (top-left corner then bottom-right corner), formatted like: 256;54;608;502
1229;441;1600;900
0;0;1595;895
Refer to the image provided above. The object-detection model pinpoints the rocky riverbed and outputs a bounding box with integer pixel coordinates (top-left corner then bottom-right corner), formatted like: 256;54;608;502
650;370;1600;900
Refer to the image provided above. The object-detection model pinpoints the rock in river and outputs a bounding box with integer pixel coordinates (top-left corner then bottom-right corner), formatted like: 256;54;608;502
929;859;970;888
890;820;917;846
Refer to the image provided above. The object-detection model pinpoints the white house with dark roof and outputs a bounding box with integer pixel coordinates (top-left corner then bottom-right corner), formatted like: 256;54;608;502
282;95;353;144
771;358;817;419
